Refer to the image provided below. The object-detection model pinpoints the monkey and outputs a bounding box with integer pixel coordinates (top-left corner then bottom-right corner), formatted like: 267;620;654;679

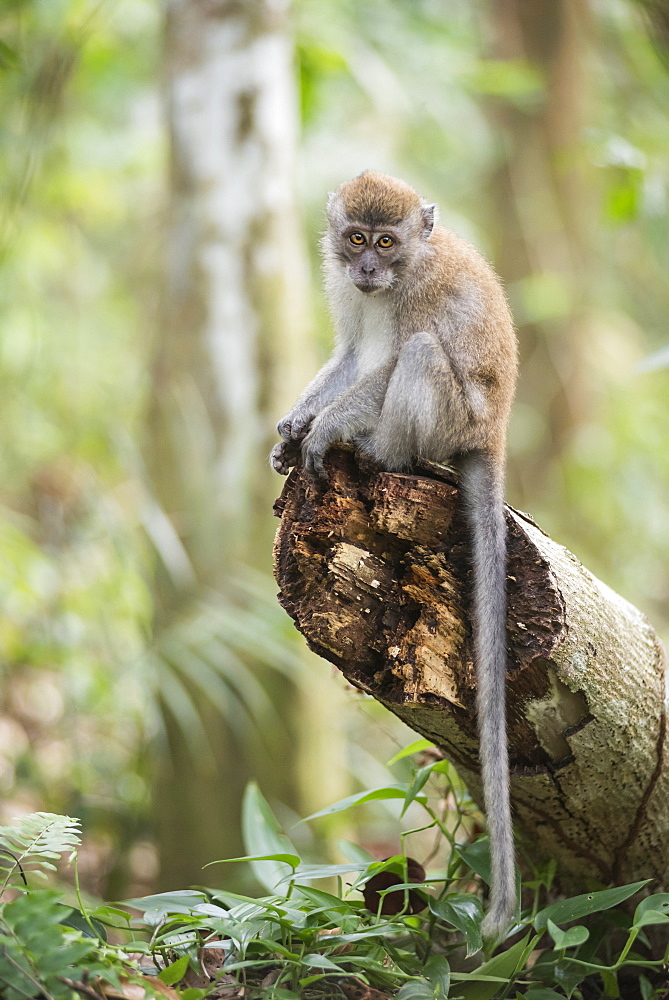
271;171;518;941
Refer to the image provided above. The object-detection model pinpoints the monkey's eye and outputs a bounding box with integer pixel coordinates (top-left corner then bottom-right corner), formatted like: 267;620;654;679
376;235;394;248
349;232;366;246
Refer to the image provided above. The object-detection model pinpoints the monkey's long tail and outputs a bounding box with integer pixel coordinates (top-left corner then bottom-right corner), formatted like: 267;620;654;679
460;450;516;943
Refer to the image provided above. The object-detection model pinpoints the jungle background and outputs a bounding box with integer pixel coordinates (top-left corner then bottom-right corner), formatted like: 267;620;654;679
0;0;668;906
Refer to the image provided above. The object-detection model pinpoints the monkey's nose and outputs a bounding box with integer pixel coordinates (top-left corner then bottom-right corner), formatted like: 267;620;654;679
361;263;376;274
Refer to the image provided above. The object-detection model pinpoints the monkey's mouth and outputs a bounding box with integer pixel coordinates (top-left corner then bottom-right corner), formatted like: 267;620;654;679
352;279;388;294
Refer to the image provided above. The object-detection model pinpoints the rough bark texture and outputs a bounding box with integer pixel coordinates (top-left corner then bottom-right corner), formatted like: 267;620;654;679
274;447;669;890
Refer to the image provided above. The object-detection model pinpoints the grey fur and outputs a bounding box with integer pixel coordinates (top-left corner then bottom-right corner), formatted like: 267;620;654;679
271;173;518;940
460;451;516;941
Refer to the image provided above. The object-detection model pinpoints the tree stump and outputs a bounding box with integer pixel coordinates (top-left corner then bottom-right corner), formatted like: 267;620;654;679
273;447;669;890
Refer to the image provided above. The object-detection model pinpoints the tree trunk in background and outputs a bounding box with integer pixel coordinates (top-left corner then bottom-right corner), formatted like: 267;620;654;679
145;0;312;889
274;449;669;889
485;0;597;507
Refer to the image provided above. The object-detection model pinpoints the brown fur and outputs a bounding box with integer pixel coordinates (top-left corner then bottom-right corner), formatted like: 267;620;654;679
272;174;518;940
339;171;422;228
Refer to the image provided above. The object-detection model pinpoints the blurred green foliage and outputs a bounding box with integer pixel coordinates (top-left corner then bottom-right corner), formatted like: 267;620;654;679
0;0;667;900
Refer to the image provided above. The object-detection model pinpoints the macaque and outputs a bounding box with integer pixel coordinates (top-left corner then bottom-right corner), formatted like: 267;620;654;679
271;171;518;940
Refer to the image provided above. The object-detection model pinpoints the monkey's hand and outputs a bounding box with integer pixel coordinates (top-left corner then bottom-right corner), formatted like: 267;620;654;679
301;418;334;480
270;439;301;476
277;407;314;443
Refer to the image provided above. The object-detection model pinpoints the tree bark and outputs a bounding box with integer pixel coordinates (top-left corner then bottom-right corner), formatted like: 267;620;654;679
273;447;669;890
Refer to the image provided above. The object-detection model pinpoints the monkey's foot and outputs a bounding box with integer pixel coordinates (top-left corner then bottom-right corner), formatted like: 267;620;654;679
271;440;301;476
277;411;313;442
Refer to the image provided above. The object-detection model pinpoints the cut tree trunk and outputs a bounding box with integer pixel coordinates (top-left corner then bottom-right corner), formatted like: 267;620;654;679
273;447;669;891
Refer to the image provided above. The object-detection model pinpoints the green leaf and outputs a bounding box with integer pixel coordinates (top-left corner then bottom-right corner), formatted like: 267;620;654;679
57;905;107;941
524;990;568;999
634;909;669;929
294;884;356;913
89;904;132;928
455;839;492;886
639;974;655;1000
288;862;368;883
241;782;300;893
552;958;587;996
402;764;436;815
179;990;208;1000
159;954;190;985
458;933;533;1000
633;893;669;928
534;881;650;931
546;919;589;950
303;785;422;821
396;982;438;1000
123;889;208;915
429;893;483;956
424;954;451;997
205;852;300;869
599;968;620;997
302;953;342;970
387;740;434;765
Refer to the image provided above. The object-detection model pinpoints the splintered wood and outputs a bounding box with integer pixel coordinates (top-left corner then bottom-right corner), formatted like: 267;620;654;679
273;447;669;890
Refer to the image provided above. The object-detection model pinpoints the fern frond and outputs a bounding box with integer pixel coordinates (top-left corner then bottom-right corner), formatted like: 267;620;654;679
0;813;81;896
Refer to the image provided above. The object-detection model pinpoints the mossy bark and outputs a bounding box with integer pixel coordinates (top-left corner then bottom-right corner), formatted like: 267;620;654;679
273;447;669;890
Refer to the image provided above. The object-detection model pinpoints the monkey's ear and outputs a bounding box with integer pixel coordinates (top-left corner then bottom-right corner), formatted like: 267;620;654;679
421;202;437;238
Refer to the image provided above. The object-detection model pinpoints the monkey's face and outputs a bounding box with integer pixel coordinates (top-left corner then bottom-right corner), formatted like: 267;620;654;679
339;227;403;293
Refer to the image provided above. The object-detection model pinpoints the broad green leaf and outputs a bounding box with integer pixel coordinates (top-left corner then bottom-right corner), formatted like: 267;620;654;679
458;933;532;1000
89;904;132;928
241;782;300;892
599;968;619;997
287;862;367;883
302;953;341;970
455;839;492;886
396;981;438;1000
546;919;589;950
57;905;107;941
159;954;190;985
634;893;669;928
534;881;650;931
192;902;229;917
424;954;451;996
429;893;483;956
123;889;208;914
634;909;669;929
387;739;434;766
303;785;424;821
